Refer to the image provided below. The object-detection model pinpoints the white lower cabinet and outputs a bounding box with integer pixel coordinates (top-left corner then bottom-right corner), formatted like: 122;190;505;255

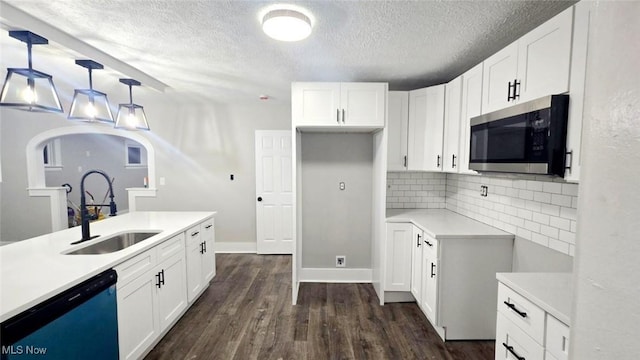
385;217;513;341
186;219;216;303
496;282;571;360
384;223;413;292
410;226;423;303
116;217;216;360
420;234;438;324
116;233;187;360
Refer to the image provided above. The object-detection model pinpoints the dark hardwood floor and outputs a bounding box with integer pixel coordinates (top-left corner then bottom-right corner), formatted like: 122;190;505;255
146;254;494;360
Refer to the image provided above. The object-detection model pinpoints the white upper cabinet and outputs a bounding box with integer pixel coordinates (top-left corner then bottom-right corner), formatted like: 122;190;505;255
482;7;574;114
387;91;409;171
564;1;592;183
443;76;463;173
407;85;445;171
459;63;483;174
292;82;386;129
482;42;519;114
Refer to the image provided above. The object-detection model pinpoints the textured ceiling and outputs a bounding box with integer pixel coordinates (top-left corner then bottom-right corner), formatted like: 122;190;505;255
0;0;575;103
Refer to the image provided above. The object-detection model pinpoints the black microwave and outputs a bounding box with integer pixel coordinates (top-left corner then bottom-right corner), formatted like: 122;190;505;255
469;95;569;177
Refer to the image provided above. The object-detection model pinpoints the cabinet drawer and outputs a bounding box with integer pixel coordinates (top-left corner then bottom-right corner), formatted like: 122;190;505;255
115;249;157;286
157;233;185;262
498;283;545;344
423;234;438;257
202;219;214;239
186;224;202;246
546;315;570;360
495;312;544;360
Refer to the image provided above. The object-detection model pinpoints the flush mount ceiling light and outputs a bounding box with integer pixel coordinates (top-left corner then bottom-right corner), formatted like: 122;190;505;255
115;78;150;131
262;8;312;42
0;30;63;113
68;60;114;123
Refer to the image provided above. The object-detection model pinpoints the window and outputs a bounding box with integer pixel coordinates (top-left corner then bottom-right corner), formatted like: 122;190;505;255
125;140;147;168
43;139;62;170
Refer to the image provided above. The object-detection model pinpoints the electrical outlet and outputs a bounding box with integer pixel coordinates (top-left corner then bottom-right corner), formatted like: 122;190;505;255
336;255;346;267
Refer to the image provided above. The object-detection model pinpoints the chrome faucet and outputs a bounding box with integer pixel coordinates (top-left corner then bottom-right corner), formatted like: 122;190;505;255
72;169;117;244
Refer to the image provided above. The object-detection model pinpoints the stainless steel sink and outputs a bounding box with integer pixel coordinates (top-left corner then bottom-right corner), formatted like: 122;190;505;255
66;231;161;255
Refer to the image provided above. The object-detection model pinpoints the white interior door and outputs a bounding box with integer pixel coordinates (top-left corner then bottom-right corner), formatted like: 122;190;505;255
255;130;293;254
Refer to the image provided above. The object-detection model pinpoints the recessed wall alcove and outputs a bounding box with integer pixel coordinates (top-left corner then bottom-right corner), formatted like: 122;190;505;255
26;125;157;232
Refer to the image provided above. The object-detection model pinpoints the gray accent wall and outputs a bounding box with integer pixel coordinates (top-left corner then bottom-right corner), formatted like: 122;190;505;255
301;133;373;269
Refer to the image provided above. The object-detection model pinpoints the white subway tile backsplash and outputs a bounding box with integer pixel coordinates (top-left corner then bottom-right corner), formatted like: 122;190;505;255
549;238;570;254
533;212;551;226
543;182;563;194
550;216;571;231
534;191;552;204
551;194;573;207
562;183;579;196
443;173;579;257
390;172;579;257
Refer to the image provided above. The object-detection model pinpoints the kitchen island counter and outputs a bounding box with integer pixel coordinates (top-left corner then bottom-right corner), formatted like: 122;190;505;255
0;211;215;322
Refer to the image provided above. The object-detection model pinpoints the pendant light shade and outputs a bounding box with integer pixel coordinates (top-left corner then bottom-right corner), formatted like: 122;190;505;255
0;31;63;113
68;60;114;123
115;78;149;131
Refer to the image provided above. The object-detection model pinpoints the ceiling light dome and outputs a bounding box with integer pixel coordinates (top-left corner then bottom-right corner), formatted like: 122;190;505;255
262;9;312;42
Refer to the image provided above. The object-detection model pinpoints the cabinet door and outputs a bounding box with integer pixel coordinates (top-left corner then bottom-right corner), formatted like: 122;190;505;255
421;236;438;324
291;82;341;126
202;220;216;283
387;91;409;171
340;82;386;127
186;240;203;303
407;88;429;170
565;1;592;183
384;223;413;292
423;85;446;171
443;76;463;172
117;271;158;360
459;63;483;174
410;226;423;304
156;252;188;332
482;42;518;114
517;7;573;103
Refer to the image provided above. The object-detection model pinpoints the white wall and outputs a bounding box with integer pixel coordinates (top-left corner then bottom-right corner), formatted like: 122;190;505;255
570;2;640;358
300;133;373;268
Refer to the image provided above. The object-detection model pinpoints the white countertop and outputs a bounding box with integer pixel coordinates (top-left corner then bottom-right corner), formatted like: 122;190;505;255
496;272;573;325
0;211;215;323
386;209;514;239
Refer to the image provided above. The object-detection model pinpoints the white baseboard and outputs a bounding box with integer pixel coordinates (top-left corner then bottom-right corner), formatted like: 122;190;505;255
299;268;373;283
214;242;257;253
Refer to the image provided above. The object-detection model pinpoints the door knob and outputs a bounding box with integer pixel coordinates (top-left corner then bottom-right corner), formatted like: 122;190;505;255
257;196;263;202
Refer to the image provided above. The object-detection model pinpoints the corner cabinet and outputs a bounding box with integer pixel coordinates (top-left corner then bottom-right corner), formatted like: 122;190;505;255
458;63;483;174
407;85;445;171
482;7;574;114
292;82;387;129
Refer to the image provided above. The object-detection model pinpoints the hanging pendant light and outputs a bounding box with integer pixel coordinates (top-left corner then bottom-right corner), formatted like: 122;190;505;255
68;60;114;123
0;30;63;113
115;78;149;131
